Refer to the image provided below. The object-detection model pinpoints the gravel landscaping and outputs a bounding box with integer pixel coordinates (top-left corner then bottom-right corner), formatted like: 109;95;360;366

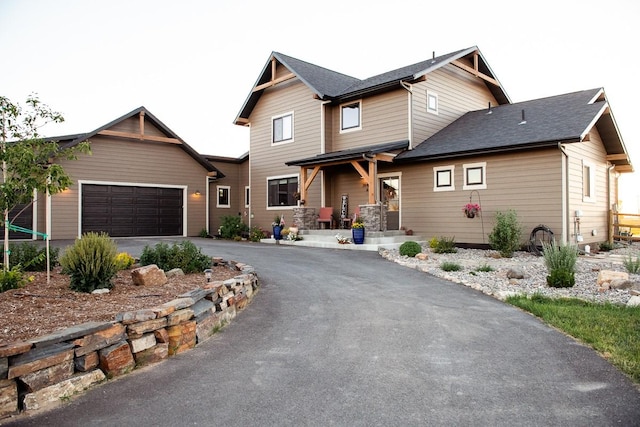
380;243;640;305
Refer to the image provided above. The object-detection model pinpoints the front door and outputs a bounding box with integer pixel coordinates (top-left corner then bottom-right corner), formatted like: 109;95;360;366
379;174;400;230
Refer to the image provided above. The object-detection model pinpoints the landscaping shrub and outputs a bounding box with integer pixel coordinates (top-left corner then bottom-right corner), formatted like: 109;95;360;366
488;210;522;258
0;265;28;293
598;241;615;252
433;236;457;254
429;237;439;249
542;241;578;288
9;242;59;271
59;232;118;293
399;241;422;257
218;215;249;239
623;256;640;274
140;240;211;274
475;263;494;272
114;252;136;271
440;262;462;272
249;226;266;242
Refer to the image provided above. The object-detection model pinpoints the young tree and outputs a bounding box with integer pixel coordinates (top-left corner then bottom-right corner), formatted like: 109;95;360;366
0;94;90;269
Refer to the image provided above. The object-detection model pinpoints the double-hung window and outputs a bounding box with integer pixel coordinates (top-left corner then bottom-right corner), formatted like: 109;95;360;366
272;112;293;144
267;175;298;208
340;101;361;132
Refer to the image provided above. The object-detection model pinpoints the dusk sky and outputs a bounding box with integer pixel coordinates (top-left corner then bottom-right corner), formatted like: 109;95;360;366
1;0;638;211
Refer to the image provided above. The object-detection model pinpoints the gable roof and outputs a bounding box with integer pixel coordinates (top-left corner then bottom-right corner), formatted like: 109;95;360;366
285;140;409;167
395;88;633;172
234;46;509;125
57;107;223;176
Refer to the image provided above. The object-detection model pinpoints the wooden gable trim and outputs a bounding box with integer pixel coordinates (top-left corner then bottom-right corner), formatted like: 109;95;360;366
451;51;500;87
253;58;296;92
97;111;182;144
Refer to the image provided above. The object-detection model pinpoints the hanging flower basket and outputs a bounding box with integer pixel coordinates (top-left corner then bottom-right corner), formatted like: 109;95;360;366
463;203;481;219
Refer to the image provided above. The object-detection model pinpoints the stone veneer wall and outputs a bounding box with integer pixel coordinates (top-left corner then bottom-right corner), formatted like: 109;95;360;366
292;207;317;230
360;204;383;232
0;259;259;419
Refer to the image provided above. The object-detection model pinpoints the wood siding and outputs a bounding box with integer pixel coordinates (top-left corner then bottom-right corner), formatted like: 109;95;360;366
248;79;323;230
563;127;612;245
411;64;499;146
51;132;209;239
207;158;250;234
395;149;564;245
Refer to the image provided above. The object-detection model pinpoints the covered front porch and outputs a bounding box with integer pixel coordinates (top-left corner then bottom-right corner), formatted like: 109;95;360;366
285;140;409;233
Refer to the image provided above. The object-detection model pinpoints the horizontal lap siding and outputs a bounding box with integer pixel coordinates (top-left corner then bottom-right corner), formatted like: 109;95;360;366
412;65;499;145
399;149;563;245
109;116;167;137
564;127;611;244
207;159;250;233
53;135;209;239
249;79;322;230
331;91;408;152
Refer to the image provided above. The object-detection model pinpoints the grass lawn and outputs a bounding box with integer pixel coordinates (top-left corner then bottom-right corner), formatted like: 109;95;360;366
506;294;640;384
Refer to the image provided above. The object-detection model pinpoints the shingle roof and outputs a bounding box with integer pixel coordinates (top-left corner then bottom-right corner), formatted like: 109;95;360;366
395;88;611;162
286;140;409;167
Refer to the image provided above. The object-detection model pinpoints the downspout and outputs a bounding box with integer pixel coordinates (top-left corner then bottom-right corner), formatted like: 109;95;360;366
319;100;331;207
607;164;616;244
400;81;413;149
558;142;569;244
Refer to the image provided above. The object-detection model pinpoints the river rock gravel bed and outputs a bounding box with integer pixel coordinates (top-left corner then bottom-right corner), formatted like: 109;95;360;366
380;244;640;305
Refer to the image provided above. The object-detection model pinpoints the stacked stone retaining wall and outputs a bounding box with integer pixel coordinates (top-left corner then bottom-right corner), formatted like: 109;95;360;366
0;259;259;419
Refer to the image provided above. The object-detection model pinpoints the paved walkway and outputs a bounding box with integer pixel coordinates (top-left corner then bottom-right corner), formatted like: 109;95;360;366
6;238;640;426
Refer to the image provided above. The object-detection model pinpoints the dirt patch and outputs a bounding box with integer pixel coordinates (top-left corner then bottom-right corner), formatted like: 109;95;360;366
0;265;239;346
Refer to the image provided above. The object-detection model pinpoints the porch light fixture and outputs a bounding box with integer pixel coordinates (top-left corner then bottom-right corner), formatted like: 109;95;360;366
204;268;213;282
194;190;201;196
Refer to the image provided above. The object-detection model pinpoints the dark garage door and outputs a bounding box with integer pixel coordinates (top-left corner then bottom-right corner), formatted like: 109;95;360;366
82;184;183;237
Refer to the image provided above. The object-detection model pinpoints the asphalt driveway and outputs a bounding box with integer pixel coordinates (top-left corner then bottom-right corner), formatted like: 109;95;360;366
6;238;640;426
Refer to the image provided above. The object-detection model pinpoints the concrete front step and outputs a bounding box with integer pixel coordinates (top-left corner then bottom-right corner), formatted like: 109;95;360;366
261;230;425;251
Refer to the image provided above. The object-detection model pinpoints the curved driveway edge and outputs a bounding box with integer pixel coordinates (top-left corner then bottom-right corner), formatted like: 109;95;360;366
5;238;640;426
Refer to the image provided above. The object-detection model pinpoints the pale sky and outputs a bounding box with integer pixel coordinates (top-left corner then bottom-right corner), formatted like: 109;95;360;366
1;0;638;211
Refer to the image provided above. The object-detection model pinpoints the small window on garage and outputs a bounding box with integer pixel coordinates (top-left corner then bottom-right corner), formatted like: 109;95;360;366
427;91;438;115
583;161;596;203
463;162;486;190
433;165;455;192
217;185;230;208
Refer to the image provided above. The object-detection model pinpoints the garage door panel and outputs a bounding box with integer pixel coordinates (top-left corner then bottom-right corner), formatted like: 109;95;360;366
82;184;183;237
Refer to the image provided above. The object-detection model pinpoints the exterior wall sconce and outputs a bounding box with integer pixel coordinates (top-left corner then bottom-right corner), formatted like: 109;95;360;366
194;190;201;196
204;268;212;282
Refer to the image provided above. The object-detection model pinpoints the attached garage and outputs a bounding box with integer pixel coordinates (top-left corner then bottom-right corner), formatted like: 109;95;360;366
1;203;34;240
81;183;184;237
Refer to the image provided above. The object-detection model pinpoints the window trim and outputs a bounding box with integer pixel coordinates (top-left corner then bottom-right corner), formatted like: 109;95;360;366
339;100;362;133
271;111;294;145
216;185;230;208
427;91;439;115
463;162;487;190
244;186;250;208
582;160;596;203
433;165;455;192
266;174;300;210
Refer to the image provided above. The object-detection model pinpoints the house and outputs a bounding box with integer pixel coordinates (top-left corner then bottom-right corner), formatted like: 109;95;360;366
4;107;223;240
234;46;633;247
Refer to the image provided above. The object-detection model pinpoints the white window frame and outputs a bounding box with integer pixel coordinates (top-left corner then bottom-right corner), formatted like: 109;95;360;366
427;91;439;115
272;111;294;145
463;162;487;190
433;165;455;192
582;160;596;203
340;100;362;133
244;186;250;208
266;174;299;210
216;185;230;208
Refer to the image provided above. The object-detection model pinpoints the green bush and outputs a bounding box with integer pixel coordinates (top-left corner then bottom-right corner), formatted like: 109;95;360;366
488;210;523;258
598;241;615;252
433;236;457;254
218;215;249;239
542;241;578;288
0;265;28;293
114;252;136;271
399;241;422;257
623;256;640;274
440;262;462;272
8;242;59;271
475;263;494;272
429;237;439;249
249;227;266;242
59;232;118;293
140;240;211;274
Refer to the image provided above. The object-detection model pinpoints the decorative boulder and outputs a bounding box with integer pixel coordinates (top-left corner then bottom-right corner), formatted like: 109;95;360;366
131;264;167;286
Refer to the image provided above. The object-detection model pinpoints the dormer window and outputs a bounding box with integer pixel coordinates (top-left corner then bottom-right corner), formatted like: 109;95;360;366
340;101;361;132
427;91;438;115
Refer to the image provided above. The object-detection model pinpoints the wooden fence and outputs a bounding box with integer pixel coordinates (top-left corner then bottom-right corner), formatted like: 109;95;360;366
609;211;640;243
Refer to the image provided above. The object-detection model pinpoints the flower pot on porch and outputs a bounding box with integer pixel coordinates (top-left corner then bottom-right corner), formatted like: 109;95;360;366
273;225;283;240
352;227;365;244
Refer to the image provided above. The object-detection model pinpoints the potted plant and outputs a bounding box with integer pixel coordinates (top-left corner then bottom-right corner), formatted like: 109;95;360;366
272;215;284;240
351;217;365;244
462;203;481;219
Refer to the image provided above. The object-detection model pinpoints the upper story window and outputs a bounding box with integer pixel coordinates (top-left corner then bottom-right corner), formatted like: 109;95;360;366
427;91;438;115
267;175;298;208
340;101;361;132
433;165;455;192
583;161;595;202
217;185;230;208
272;112;293;144
463;162;487;190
